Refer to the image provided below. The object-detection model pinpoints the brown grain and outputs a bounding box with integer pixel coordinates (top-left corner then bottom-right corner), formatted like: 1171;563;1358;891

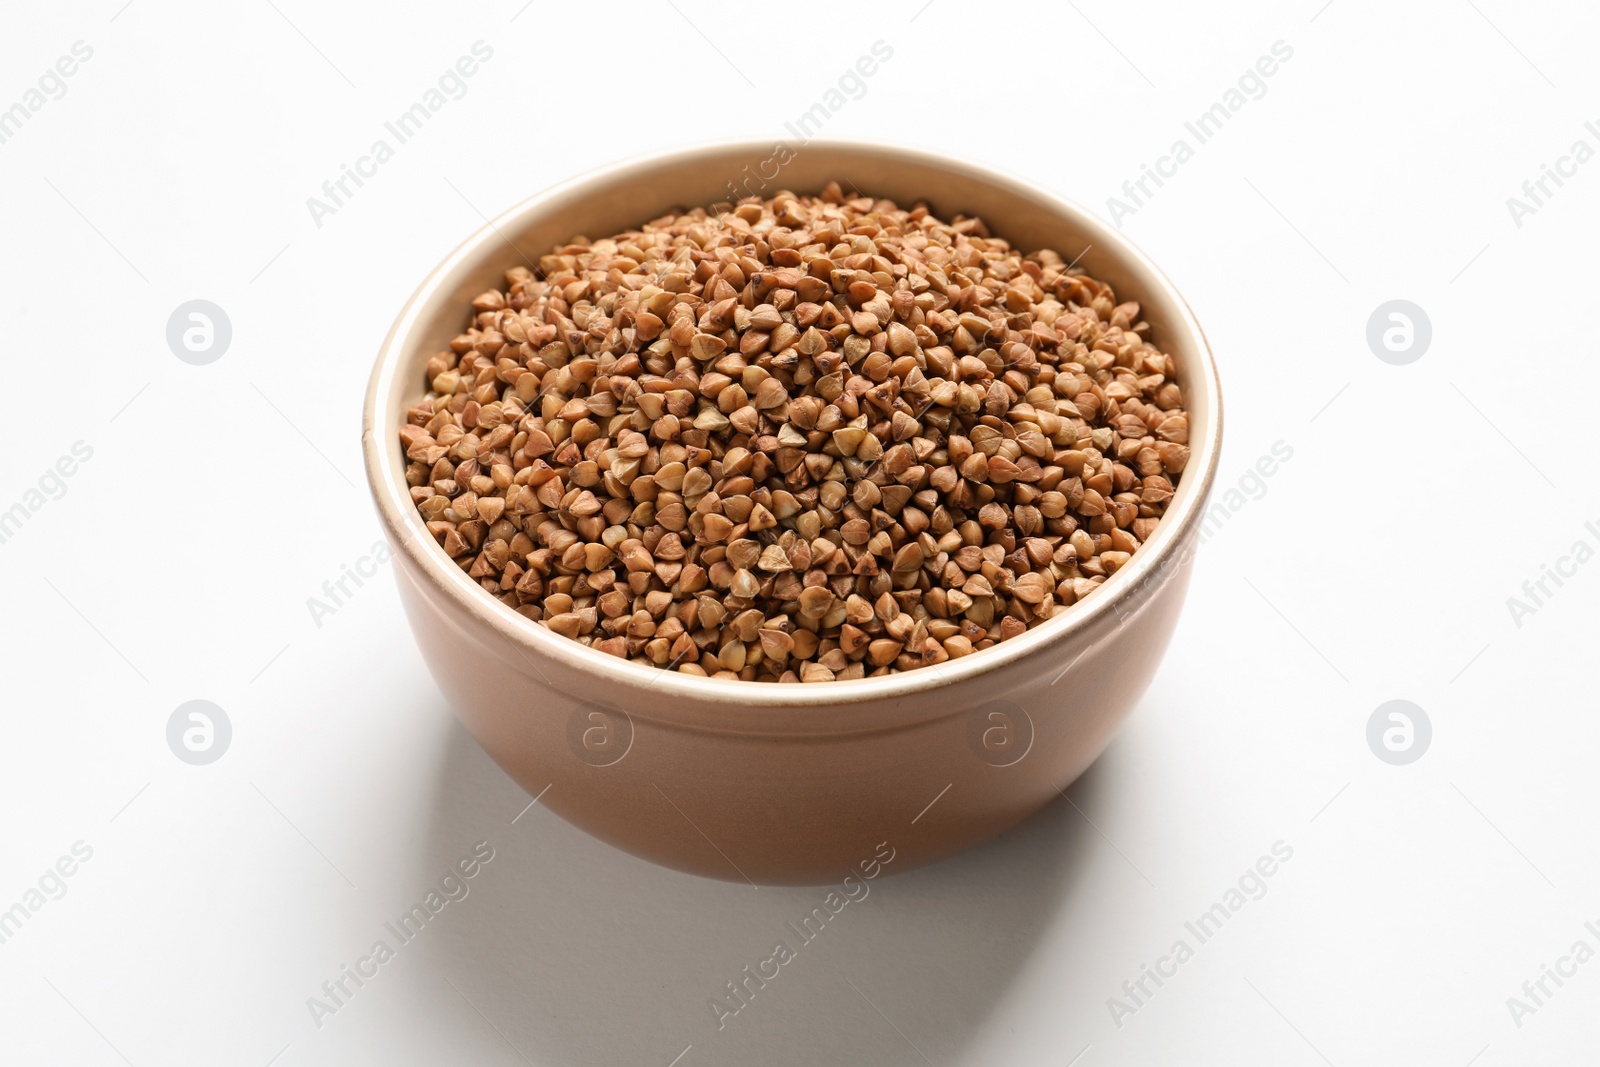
400;182;1188;682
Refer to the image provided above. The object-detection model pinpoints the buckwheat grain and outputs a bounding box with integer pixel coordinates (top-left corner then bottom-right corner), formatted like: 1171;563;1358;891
401;183;1189;682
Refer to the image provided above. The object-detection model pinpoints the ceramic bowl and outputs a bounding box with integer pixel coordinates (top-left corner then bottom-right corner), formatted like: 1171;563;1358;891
362;140;1221;885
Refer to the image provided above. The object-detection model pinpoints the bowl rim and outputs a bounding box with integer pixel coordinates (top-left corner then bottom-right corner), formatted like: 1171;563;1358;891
362;138;1222;710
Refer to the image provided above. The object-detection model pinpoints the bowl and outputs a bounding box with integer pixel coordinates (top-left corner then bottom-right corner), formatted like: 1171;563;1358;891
362;140;1221;885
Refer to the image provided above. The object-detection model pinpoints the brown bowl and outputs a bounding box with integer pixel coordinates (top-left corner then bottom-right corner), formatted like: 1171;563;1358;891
362;140;1221;885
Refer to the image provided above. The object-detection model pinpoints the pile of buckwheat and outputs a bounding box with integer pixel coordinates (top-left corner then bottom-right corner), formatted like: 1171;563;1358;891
400;182;1189;682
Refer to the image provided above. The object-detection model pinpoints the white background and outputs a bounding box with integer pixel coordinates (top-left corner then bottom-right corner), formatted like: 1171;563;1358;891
2;1;1597;1064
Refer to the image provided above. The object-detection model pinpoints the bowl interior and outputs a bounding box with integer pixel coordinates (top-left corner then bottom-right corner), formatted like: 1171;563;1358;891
364;140;1220;708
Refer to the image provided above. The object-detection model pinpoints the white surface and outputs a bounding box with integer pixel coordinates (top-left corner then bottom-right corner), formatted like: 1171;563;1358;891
2;1;1596;1064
